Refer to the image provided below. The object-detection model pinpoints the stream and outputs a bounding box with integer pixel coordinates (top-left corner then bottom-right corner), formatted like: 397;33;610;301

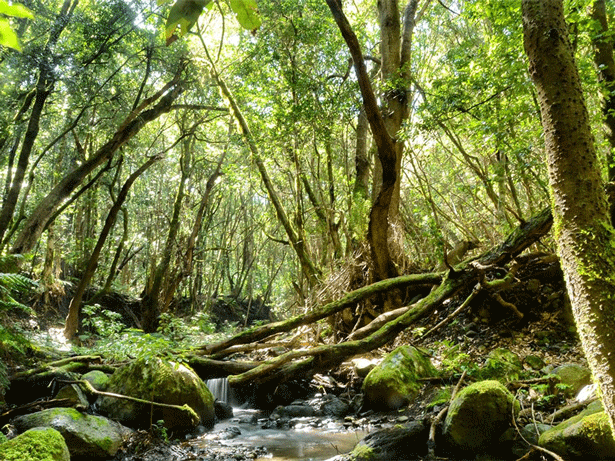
193;378;368;460
197;408;367;460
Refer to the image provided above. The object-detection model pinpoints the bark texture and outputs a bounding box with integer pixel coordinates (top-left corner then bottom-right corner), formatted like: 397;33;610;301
523;0;615;436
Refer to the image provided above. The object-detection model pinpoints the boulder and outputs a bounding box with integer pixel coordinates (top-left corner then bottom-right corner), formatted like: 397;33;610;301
98;357;214;432
12;408;129;459
82;370;110;392
539;406;615;460
553;363;592;397
0;427;70;461
346;420;428;460
443;380;519;455
55;383;89;407
362;345;436;411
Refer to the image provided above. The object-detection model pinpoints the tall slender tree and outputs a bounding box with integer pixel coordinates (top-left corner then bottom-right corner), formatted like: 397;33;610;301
523;0;615;434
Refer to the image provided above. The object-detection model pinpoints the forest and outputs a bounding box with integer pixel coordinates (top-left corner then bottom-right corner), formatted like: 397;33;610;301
1;0;615;460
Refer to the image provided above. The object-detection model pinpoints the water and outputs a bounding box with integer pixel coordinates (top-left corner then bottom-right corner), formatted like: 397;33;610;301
206;377;230;403
197;408;367;461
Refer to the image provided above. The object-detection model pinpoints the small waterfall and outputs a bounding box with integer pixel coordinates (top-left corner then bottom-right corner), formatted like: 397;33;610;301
206;377;229;403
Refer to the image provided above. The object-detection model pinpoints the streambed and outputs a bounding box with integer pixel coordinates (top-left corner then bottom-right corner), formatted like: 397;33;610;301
193;408;368;460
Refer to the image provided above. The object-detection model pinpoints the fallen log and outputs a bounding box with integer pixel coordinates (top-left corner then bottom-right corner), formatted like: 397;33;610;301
226;207;553;388
199;271;443;355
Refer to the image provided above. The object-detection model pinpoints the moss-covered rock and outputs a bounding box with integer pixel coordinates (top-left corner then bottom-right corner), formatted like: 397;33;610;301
553;363;592;397
13;407;130;459
0;427;70;461
98;357;214;432
443;380;519;455
82;370;110;392
480;348;523;381
55;383;89;407
362;346;436;411
538;410;615;460
347;420;428;460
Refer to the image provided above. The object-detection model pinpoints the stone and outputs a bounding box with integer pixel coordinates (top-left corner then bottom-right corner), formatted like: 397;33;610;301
0;427;70;461
347;420;428;460
362;346;436;411
98;357;215;432
553;363;592;397
539;410;615;460
523;355;546;371
481;348;522;380
55;383;89;408
351;358;378;378
443;380;519;455
12;408;130;459
82;370;110;392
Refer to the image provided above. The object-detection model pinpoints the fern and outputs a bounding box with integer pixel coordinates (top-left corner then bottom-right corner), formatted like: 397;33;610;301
0;272;36;313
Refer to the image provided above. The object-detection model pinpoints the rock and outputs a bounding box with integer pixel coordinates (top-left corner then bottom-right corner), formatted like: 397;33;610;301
553;363;592;397
5;368;80;405
98;357;215;432
82;370;110;392
539;410;615;460
443;380;520;455
215;400;234;420
12;408;129;458
322;396;350;417
576;384;598;403
362;345;436;411
481;348;522;380
347;420;428;460
55;383;89;408
0;427;70;461
351;358;378;378
273;404;315;418
523;355;546;370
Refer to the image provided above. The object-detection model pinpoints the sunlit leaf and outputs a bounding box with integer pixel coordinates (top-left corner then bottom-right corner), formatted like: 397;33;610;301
229;0;261;31
164;0;212;45
0;18;21;51
0;1;33;19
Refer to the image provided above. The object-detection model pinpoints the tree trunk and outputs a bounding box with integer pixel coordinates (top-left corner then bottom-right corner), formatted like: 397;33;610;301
0;0;77;246
10;76;184;255
523;0;615;436
64;155;162;340
141;138;191;333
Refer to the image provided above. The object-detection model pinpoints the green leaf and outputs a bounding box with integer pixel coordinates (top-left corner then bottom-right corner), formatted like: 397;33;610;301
164;0;212;45
0;1;33;19
229;0;261;31
0;17;21;51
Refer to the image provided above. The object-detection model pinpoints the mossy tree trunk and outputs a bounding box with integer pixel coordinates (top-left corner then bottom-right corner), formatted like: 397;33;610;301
523;0;615;436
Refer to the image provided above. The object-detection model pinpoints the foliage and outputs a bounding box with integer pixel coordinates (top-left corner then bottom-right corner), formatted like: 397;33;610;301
159;0;261;45
0;1;33;51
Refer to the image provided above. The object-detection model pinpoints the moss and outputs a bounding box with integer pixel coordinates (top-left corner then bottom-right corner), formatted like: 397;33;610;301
351;443;376;461
0;428;69;461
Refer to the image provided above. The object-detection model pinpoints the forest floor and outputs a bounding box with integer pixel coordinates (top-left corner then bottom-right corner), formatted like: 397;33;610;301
2;274;586;461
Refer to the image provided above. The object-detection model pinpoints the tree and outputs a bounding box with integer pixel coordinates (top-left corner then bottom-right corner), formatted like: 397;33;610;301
523;0;615;435
0;1;33;51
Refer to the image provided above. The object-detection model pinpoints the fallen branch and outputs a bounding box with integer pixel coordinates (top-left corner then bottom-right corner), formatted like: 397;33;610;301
60;379;199;426
200;272;442;355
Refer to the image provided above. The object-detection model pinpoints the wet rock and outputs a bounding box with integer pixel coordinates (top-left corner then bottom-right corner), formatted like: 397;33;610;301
215;401;234;420
273;404;315;418
346;420;428;460
0;427;70;461
98;357;214;432
13;407;130;458
443;380;519;455
362;345;436;411
553;363;592;397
